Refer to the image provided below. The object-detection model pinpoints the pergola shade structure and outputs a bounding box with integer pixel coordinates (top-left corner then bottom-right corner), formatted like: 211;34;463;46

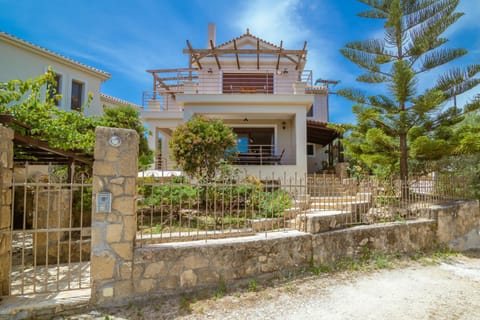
0;114;92;166
306;120;339;146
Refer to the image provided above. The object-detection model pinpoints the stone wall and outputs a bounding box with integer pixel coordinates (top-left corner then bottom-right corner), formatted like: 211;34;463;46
132;231;311;295
312;219;437;265
90;127;138;304
90;198;478;306
87;125;480;306
433;200;480;251
0;125;13;295
127;220;440;299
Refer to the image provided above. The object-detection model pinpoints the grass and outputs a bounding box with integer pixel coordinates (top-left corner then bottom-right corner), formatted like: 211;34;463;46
309;245;454;276
248;279;259;292
179;295;194;313
213;278;227;299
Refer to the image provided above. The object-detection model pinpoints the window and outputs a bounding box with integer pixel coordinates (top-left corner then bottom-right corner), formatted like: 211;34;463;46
307;104;314;117
307;143;315;157
223;73;274;94
47;74;62;106
233;128;274;154
71;80;84;111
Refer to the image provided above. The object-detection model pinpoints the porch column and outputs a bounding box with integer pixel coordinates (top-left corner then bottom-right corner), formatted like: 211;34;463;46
161;135;171;170
295;111;307;176
146;127;157;169
0;125;13;295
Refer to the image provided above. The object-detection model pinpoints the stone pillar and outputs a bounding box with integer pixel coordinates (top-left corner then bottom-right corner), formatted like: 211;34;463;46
0;125;13;295
91;127;138;304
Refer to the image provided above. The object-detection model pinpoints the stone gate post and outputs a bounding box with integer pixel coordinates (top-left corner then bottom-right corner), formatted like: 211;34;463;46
0;125;13;296
91;127;138;304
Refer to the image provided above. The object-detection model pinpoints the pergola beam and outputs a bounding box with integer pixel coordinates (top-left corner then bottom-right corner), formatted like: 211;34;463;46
233;40;241;70
186;40;203;70
181;48;306;55
256;39;260;70
296;41;307;71
210;40;222;70
276;41;283;71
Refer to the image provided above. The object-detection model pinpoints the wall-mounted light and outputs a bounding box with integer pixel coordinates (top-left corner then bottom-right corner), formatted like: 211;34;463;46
282;121;286;130
207;68;213;74
109;135;122;147
283;68;288;75
244;117;248;122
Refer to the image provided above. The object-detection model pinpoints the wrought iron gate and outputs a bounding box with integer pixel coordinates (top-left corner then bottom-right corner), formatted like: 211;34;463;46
1;163;92;296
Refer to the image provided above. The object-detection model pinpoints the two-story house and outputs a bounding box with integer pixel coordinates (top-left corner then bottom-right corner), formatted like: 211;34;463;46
141;24;339;180
0;32;138;116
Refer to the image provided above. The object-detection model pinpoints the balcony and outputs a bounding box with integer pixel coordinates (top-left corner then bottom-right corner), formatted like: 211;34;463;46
142;69;317;109
233;144;287;165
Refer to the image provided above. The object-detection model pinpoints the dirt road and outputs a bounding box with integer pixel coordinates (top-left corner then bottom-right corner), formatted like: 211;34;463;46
72;251;480;320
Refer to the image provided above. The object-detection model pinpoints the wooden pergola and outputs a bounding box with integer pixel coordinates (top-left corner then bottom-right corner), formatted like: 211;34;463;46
0;115;92;166
146;32;308;99
183;38;307;72
306;120;339;146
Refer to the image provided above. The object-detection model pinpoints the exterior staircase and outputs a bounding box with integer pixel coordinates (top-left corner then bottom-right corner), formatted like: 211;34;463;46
286;174;374;233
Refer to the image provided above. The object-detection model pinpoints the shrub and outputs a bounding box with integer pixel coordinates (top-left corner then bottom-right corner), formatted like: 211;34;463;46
170;116;237;180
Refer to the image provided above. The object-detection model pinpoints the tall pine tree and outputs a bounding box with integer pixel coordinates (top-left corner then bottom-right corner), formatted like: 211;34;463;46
339;0;480;181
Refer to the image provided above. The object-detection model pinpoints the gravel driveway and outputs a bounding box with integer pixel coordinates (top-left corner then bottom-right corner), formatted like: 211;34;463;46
71;250;480;320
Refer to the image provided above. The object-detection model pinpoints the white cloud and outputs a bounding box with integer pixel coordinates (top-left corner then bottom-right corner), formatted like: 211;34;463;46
230;0;349;82
232;0;308;47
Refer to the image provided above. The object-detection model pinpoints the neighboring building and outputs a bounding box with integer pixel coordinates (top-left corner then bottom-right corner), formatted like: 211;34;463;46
0;32;136;116
141;24;339;179
100;93;142;110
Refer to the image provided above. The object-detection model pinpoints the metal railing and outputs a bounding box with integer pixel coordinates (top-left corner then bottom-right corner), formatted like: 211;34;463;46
142;91;179;111
141;69;316;110
136;171;308;246
234;144;286;165
136;171;476;245
1;163;92;296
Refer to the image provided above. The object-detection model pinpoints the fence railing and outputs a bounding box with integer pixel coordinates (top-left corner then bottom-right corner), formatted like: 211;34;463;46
136;172;476;246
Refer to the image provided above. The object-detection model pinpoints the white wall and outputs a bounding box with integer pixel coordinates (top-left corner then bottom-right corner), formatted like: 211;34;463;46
0;39;105;116
309;94;328;123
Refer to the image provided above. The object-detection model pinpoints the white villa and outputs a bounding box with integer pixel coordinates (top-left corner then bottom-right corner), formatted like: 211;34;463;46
141;24;340;180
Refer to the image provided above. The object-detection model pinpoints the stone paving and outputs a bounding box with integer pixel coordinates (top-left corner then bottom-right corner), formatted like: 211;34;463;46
0;288;91;320
10;262;90;295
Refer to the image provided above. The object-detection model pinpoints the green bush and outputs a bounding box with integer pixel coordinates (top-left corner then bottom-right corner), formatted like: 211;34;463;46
256;189;292;218
170;116;237;180
139;183;198;208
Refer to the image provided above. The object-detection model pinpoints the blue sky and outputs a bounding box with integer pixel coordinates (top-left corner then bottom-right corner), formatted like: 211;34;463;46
1;0;479;124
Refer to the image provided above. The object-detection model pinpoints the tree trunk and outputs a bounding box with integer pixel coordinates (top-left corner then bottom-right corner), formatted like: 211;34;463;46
399;132;409;199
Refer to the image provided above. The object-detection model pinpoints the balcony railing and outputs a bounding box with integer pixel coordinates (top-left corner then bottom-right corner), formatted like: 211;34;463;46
142;69;316;109
233;145;286;165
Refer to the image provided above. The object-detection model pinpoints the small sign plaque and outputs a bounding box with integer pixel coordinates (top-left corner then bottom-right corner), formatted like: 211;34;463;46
97;192;112;213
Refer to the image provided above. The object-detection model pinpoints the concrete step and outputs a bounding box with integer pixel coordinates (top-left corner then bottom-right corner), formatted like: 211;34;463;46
310;196;358;203
295;210;353;233
310;200;372;213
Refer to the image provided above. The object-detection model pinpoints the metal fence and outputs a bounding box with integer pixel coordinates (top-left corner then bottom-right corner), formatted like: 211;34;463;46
2;163;92;296
136;171;476;246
